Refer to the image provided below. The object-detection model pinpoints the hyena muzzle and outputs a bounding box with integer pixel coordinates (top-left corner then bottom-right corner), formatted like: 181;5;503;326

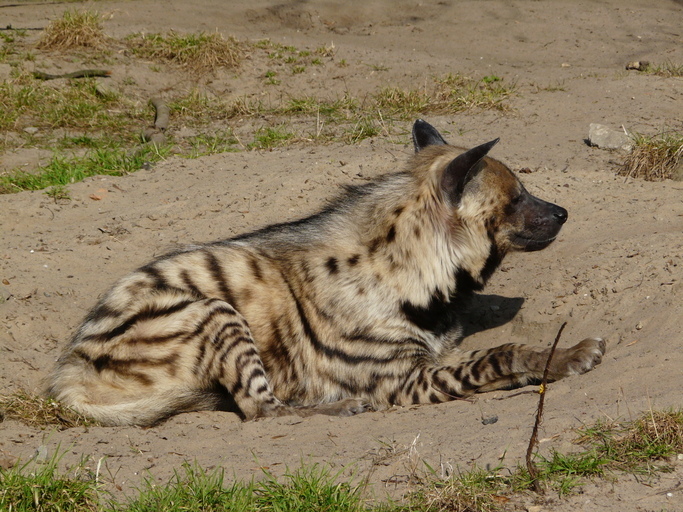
46;120;605;426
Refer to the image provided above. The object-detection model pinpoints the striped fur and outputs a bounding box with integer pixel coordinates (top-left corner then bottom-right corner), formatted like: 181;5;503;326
46;120;605;426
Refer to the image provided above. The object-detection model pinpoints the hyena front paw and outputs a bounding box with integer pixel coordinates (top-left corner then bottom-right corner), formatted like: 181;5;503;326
551;337;606;378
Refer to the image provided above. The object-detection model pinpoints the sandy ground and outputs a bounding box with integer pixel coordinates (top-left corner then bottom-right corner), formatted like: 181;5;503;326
1;0;683;509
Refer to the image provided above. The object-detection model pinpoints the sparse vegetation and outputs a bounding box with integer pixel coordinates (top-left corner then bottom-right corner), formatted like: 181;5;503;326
44;184;71;201
2;24;517;194
185;131;239;158
642;61;683;77
36;10;109;52
0;145;168;193
0;75;141;135
1;405;681;511
576;410;683;473
127;31;242;73
0;453;99;512
249;126;295;150
0;390;93;428
620;130;683;181
373;74;515;119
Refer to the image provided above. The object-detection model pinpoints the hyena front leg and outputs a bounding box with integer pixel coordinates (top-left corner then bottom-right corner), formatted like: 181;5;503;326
397;338;606;404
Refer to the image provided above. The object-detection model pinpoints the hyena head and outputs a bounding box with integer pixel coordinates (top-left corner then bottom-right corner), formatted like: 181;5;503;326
412;119;568;273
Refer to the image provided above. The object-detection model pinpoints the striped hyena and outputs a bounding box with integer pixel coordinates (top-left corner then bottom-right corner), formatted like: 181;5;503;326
47;120;605;426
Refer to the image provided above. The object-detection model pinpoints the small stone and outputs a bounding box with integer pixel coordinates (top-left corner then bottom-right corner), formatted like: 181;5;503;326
635;322;643;330
95;81;116;98
0;285;10;304
527;506;544;512
588;123;633;151
625;60;649;70
677;453;683;461
482;415;498;425
23;126;39;135
35;445;49;463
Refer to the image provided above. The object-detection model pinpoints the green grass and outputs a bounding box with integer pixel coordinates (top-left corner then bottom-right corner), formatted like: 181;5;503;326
0;453;99;512
1;31;517;194
576;410;683;473
184;131;239;158
371;73;514;120
0;145;168;193
0;75;142;134
1;459;363;512
1;408;681;511
124;463;255;511
248;126;295;150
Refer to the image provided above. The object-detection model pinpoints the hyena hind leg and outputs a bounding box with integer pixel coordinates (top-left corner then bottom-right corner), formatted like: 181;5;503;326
290;398;371;418
205;303;370;420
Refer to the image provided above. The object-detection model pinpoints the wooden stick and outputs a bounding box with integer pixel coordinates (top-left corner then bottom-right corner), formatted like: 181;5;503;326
525;321;567;493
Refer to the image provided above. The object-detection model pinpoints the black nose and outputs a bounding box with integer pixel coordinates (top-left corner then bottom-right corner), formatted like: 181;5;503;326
553;206;568;225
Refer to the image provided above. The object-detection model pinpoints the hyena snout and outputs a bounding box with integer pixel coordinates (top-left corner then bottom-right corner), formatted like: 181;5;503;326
513;194;568;252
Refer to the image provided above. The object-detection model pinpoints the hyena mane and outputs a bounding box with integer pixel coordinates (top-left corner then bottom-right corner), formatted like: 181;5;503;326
46;120;605;426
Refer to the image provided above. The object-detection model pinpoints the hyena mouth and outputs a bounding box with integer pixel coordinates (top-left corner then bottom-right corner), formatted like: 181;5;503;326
512;233;558;252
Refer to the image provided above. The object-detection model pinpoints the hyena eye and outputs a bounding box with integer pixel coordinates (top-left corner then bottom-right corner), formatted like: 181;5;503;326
511;194;523;206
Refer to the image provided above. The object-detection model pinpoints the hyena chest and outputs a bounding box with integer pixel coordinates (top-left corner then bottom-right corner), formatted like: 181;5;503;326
240;281;448;404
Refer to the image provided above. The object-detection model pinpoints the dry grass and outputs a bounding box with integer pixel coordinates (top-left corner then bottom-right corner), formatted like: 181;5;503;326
413;468;508;512
620;131;683;181
128;31;242;73
577;410;683;473
373;74;515;119
645;61;683;77
0;390;95;429
36;10;109;52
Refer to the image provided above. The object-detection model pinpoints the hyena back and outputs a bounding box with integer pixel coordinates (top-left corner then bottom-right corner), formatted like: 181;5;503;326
47;120;605;426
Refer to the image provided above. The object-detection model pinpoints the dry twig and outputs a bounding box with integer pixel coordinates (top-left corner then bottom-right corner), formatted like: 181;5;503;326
525;321;567;492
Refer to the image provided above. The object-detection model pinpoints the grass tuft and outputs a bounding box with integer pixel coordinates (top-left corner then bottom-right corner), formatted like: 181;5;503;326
126;463;254;511
0;144;168;194
249;126;295;150
256;465;363;512
0;390;94;429
127;31;242;73
577;410;683;473
643;61;683;77
620;131;683;181
37;10;109;52
373;74;515;119
0;453;99;512
409;466;510;512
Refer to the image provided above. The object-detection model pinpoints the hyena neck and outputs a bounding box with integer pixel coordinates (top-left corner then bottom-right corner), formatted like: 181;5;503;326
333;171;502;330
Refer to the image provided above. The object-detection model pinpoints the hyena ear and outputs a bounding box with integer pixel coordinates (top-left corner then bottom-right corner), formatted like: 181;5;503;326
412;119;448;152
441;138;500;204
